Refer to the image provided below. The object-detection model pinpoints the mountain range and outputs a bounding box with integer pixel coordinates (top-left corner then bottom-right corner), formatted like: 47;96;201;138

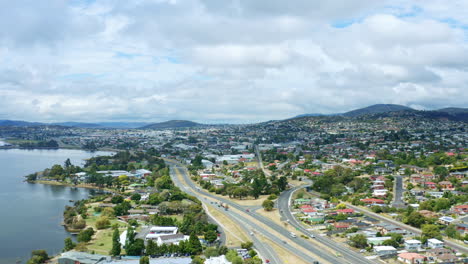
1;104;466;129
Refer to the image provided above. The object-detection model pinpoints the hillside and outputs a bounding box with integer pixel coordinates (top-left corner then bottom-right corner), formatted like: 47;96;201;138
342;104;414;117
53;122;102;128
141;120;201;129
435;107;468;114
0;120;44;127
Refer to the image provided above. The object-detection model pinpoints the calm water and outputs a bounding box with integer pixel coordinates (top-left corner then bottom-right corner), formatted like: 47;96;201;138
0;148;112;264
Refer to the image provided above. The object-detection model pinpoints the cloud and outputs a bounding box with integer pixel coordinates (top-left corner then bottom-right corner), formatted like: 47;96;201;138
0;0;466;123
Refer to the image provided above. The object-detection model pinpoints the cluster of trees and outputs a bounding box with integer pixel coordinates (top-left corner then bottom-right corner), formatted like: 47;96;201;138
77;227;95;243
200;169;288;199
313;166;360;198
26;250;49;264
63;201;88;230
19;140;59;149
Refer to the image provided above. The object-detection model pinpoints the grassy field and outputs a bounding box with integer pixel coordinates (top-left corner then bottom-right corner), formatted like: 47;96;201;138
84;205;127;255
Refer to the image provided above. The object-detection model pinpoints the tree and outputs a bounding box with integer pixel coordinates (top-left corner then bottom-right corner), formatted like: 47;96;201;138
64;237;75;251
111;195;124;204
262;199;274;211
110;228;121;256
27;250;49;264
251;178;262;199
187;233;202;255
349;234;368;248
204;230;218;243
445;224;458;239
77;227;95;243
241;241;254;250
131;193;141;201
96;216;111;229
404;212;426;228
422;224;442;241
139;256;149;264
434;198;451;211
277;176;288;191
126;238;145;256
145;239;158;256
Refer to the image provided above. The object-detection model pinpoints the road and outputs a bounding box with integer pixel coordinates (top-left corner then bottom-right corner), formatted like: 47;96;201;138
277;185;377;264
168;163;282;264
255;145;270;176
167;160;373;264
391;175;405;208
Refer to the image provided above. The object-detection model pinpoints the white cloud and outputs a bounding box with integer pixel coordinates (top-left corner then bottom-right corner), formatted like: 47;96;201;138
0;0;466;122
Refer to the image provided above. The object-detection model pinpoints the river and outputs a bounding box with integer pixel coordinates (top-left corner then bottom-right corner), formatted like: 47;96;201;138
0;148;112;264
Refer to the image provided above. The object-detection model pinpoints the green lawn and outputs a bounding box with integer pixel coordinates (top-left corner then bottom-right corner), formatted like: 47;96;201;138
84;206;127;254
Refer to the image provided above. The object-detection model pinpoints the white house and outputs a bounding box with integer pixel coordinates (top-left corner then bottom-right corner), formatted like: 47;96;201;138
374;246;397;256
145;226;178;240
438;216;455;225
427;238;444;249
156;234;189;246
404;239;422;251
135;169;152;178
373;189;388;197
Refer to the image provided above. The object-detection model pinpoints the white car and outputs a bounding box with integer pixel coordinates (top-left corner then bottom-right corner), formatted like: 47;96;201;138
290;232;297;238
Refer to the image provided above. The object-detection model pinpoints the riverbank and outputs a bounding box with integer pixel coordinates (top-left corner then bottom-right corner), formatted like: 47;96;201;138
30;180;116;194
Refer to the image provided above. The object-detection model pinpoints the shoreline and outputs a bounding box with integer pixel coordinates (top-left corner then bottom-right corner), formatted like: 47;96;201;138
29;180;116;194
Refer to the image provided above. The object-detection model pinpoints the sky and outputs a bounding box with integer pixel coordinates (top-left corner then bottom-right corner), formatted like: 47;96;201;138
0;0;467;124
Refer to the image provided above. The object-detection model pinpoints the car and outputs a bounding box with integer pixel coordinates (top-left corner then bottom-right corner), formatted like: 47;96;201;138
250;232;254;236
290;232;297;238
309;234;315;238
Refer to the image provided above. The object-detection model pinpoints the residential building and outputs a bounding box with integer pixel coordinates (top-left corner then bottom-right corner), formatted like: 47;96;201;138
374;246;397;256
427;238;444;249
397;252;425;264
404;239;422;251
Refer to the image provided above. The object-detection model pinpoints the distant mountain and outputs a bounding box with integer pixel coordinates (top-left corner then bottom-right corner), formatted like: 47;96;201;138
435;107;468;114
53;122;102;128
97;122;151;129
0;120;44;127
292;113;326;118
142;120;202;129
342;104;414;117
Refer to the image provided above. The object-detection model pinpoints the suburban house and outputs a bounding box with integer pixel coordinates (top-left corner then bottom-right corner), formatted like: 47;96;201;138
336;208;354;215
438;181;453;190
145;226;178;240
361;198;385;205
438;216;455;225
156;233;189;246
397;252;425;264
424;182;437;190
454;204;468;215
404;239;422;251
427;238;444;249
374;246;397;256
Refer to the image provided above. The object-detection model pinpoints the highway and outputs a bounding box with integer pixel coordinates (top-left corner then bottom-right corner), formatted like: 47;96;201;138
168;164;282;264
167;160;374;264
277;185;377;264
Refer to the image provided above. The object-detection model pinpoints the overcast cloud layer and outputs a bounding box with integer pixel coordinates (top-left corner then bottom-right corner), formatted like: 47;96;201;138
0;0;467;123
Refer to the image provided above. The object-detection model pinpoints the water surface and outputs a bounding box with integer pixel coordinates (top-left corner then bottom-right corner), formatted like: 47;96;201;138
0;149;112;264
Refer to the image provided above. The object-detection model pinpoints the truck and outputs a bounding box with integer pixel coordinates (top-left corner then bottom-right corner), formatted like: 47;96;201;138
219;202;229;211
